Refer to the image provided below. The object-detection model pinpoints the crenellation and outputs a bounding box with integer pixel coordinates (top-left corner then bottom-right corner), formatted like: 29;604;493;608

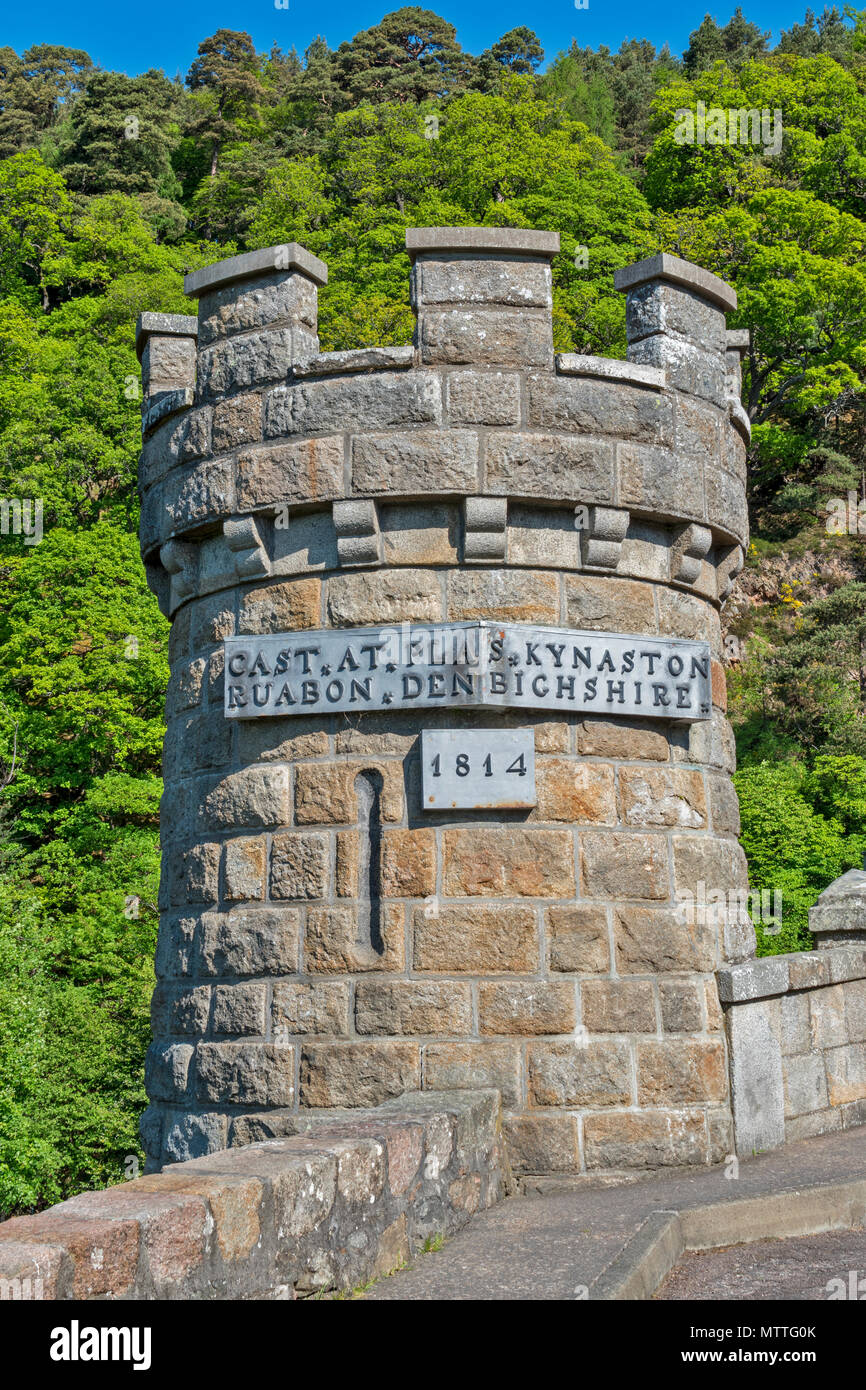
630;331;727;407
197;273;319;348
141;335;197;397
624;282;728;356
196;328;295;402
725;327;750;396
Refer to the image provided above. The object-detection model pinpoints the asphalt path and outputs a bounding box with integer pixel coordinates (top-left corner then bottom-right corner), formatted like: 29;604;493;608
363;1127;866;1300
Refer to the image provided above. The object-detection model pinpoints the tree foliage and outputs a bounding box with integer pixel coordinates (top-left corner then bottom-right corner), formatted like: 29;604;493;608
0;6;865;1211
735;758;866;954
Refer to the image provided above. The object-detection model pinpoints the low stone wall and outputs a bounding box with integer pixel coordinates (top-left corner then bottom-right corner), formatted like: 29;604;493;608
0;1089;506;1300
721;945;866;1155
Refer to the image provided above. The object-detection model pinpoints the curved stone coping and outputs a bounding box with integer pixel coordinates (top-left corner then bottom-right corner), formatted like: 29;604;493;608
293;346;415;378
614;253;737;314
142;388;195;436
717;944;866;1003
728;399;751;444
556;354;666;391
406;226;560;258
0;1089;505;1301
185;244;329;299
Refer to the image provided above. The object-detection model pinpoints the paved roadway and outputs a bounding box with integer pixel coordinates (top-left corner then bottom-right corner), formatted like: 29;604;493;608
655;1229;866;1300
363;1127;866;1300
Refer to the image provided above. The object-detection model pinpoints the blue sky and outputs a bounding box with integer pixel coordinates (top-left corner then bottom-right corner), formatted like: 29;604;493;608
4;2;829;78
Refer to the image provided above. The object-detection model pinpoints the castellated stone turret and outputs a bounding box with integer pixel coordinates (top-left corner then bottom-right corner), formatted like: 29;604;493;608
136;227;753;1176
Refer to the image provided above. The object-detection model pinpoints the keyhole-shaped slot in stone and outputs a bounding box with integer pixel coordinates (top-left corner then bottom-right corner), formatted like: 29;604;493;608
355;769;384;954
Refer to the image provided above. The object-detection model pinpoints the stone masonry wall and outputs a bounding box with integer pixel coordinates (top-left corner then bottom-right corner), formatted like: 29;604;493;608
723;946;866;1155
0;1089;505;1299
136;229;754;1177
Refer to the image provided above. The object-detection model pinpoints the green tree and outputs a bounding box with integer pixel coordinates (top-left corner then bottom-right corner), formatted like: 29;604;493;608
186;30;267;178
735;759;865;954
646;57;866;425
58;70;183;199
647;54;866;218
777;6;856;59
187;141;277;242
736;582;866;756
684;8;770;75
263;38;344;158
0;149;71;308
804;753;866;833
539;50;617;146
0;183;200;529
0;44;93;159
0;787;159;1213
247;81;654;355
540;39;679;171
333;7;469;105
0;529;165;1213
473;28;544;90
0;523;168;829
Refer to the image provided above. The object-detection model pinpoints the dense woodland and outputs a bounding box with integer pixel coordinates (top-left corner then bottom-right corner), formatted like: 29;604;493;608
2;6;866;1211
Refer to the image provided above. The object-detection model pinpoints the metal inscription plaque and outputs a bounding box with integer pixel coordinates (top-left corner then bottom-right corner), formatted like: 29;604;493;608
421;729;536;810
224;621;712;722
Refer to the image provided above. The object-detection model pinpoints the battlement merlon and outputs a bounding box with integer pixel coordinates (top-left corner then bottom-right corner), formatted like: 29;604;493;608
615;252;736;410
182;245;328;403
407;226;559;369
135;312;199;435
137;231;747;614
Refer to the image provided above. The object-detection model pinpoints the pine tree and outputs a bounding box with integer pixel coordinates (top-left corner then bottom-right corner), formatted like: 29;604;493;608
684;8;769;74
473;28;544;91
186;29;267;177
0;44;93;159
333;7;470;105
57;70;183;197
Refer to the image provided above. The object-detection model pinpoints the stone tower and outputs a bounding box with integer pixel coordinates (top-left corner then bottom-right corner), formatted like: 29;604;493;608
137;227;753;1176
